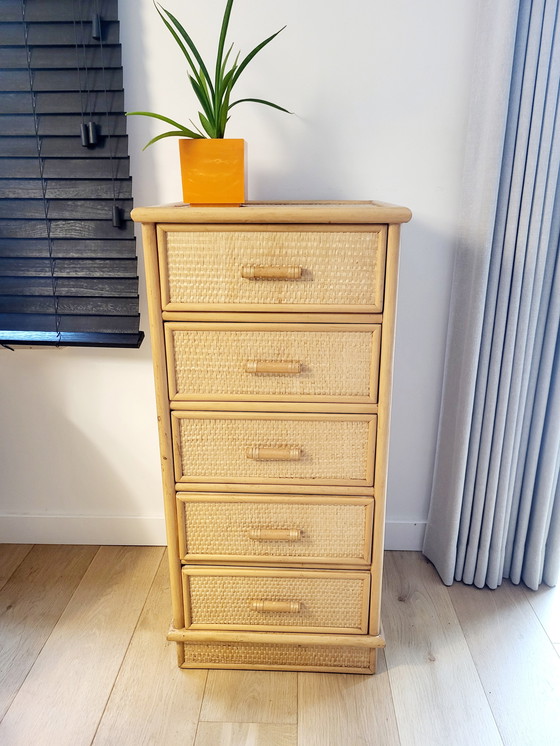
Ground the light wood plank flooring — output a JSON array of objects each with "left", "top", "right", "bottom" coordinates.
[{"left": 0, "top": 547, "right": 558, "bottom": 746}]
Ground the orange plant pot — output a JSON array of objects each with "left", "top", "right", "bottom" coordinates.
[{"left": 178, "top": 138, "right": 246, "bottom": 206}]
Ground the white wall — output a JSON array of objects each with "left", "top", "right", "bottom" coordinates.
[{"left": 0, "top": 0, "right": 479, "bottom": 548}]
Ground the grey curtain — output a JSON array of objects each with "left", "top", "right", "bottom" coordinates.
[{"left": 423, "top": 0, "right": 560, "bottom": 591}]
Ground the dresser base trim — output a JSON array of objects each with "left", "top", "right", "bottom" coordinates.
[{"left": 167, "top": 626, "right": 385, "bottom": 649}]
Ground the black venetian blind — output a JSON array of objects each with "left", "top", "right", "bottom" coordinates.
[{"left": 0, "top": 0, "right": 143, "bottom": 348}]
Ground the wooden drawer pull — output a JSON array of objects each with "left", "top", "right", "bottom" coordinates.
[
  {"left": 245, "top": 360, "right": 302, "bottom": 374},
  {"left": 248, "top": 528, "right": 302, "bottom": 541},
  {"left": 251, "top": 600, "right": 301, "bottom": 613},
  {"left": 246, "top": 446, "right": 301, "bottom": 461},
  {"left": 241, "top": 265, "right": 302, "bottom": 280}
]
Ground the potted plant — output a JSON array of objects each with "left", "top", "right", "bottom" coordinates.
[{"left": 128, "top": 0, "right": 290, "bottom": 205}]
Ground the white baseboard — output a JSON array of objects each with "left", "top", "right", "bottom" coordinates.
[
  {"left": 384, "top": 521, "right": 426, "bottom": 551},
  {"left": 0, "top": 515, "right": 166, "bottom": 546},
  {"left": 0, "top": 515, "right": 425, "bottom": 551}
]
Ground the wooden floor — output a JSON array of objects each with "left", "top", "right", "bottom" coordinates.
[{"left": 0, "top": 547, "right": 558, "bottom": 746}]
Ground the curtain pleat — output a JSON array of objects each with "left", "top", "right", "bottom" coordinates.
[{"left": 423, "top": 0, "right": 560, "bottom": 590}]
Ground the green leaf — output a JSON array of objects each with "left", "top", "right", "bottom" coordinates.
[
  {"left": 198, "top": 111, "right": 216, "bottom": 138},
  {"left": 189, "top": 119, "right": 207, "bottom": 138},
  {"left": 189, "top": 74, "right": 215, "bottom": 126},
  {"left": 198, "top": 66, "right": 211, "bottom": 100},
  {"left": 216, "top": 60, "right": 239, "bottom": 137},
  {"left": 142, "top": 129, "right": 202, "bottom": 150},
  {"left": 157, "top": 3, "right": 214, "bottom": 96},
  {"left": 126, "top": 111, "right": 192, "bottom": 131},
  {"left": 229, "top": 97, "right": 292, "bottom": 114},
  {"left": 153, "top": 4, "right": 201, "bottom": 83},
  {"left": 220, "top": 43, "right": 235, "bottom": 81},
  {"left": 231, "top": 26, "right": 286, "bottom": 88},
  {"left": 215, "top": 0, "right": 235, "bottom": 88}
]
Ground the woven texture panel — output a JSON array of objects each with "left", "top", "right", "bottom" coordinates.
[
  {"left": 182, "top": 641, "right": 372, "bottom": 671},
  {"left": 169, "top": 328, "right": 376, "bottom": 399},
  {"left": 185, "top": 572, "right": 368, "bottom": 630},
  {"left": 182, "top": 500, "right": 370, "bottom": 560},
  {"left": 176, "top": 416, "right": 372, "bottom": 482},
  {"left": 163, "top": 230, "right": 381, "bottom": 307}
]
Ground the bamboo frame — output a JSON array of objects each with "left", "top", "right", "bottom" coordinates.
[
  {"left": 175, "top": 482, "right": 375, "bottom": 496},
  {"left": 170, "top": 401, "right": 378, "bottom": 414},
  {"left": 162, "top": 312, "right": 382, "bottom": 323},
  {"left": 139, "top": 223, "right": 185, "bottom": 665},
  {"left": 167, "top": 627, "right": 385, "bottom": 649},
  {"left": 369, "top": 223, "right": 401, "bottom": 636},
  {"left": 130, "top": 200, "right": 412, "bottom": 225}
]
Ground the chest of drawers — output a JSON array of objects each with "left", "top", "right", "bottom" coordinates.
[{"left": 132, "top": 201, "right": 411, "bottom": 673}]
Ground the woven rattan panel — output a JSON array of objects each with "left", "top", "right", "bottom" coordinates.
[
  {"left": 181, "top": 641, "right": 372, "bottom": 671},
  {"left": 163, "top": 230, "right": 381, "bottom": 307},
  {"left": 182, "top": 499, "right": 370, "bottom": 560},
  {"left": 168, "top": 328, "right": 376, "bottom": 399},
  {"left": 175, "top": 416, "right": 373, "bottom": 482},
  {"left": 185, "top": 572, "right": 368, "bottom": 630}
]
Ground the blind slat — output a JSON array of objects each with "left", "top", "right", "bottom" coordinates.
[
  {"left": 0, "top": 0, "right": 118, "bottom": 23},
  {"left": 0, "top": 296, "right": 139, "bottom": 315},
  {"left": 0, "top": 238, "right": 137, "bottom": 258},
  {"left": 0, "top": 220, "right": 134, "bottom": 240},
  {"left": 0, "top": 277, "right": 139, "bottom": 296},
  {"left": 0, "top": 69, "right": 123, "bottom": 93},
  {"left": 0, "top": 199, "right": 132, "bottom": 220},
  {"left": 0, "top": 115, "right": 126, "bottom": 137},
  {"left": 0, "top": 137, "right": 129, "bottom": 159},
  {"left": 0, "top": 179, "right": 132, "bottom": 199},
  {"left": 0, "top": 159, "right": 130, "bottom": 179},
  {"left": 0, "top": 46, "right": 121, "bottom": 70},
  {"left": 0, "top": 259, "right": 138, "bottom": 278},
  {"left": 0, "top": 313, "right": 140, "bottom": 334},
  {"left": 0, "top": 22, "right": 120, "bottom": 46},
  {"left": 2, "top": 91, "right": 124, "bottom": 114}
]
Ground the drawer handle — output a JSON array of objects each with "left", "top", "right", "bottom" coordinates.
[
  {"left": 245, "top": 360, "right": 302, "bottom": 375},
  {"left": 248, "top": 528, "right": 302, "bottom": 541},
  {"left": 246, "top": 446, "right": 301, "bottom": 461},
  {"left": 250, "top": 600, "right": 301, "bottom": 613},
  {"left": 241, "top": 265, "right": 302, "bottom": 280}
]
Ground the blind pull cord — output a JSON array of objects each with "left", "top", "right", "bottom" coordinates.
[
  {"left": 21, "top": 0, "right": 62, "bottom": 345},
  {"left": 94, "top": 0, "right": 124, "bottom": 229},
  {"left": 74, "top": 0, "right": 98, "bottom": 147}
]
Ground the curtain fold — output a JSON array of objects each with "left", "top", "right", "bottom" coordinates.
[{"left": 423, "top": 0, "right": 560, "bottom": 590}]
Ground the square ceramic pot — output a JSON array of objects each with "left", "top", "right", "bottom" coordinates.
[{"left": 178, "top": 138, "right": 246, "bottom": 206}]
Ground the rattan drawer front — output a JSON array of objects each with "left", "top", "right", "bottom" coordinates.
[
  {"left": 181, "top": 641, "right": 373, "bottom": 673},
  {"left": 171, "top": 412, "right": 376, "bottom": 486},
  {"left": 158, "top": 225, "right": 386, "bottom": 312},
  {"left": 177, "top": 494, "right": 373, "bottom": 565},
  {"left": 182, "top": 568, "right": 370, "bottom": 633},
  {"left": 165, "top": 322, "right": 381, "bottom": 403}
]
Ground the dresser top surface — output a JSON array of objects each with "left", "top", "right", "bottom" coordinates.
[{"left": 131, "top": 200, "right": 412, "bottom": 226}]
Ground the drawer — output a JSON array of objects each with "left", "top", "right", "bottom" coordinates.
[
  {"left": 181, "top": 641, "right": 374, "bottom": 673},
  {"left": 165, "top": 322, "right": 381, "bottom": 403},
  {"left": 182, "top": 567, "right": 370, "bottom": 633},
  {"left": 177, "top": 494, "right": 374, "bottom": 565},
  {"left": 157, "top": 224, "right": 386, "bottom": 312},
  {"left": 171, "top": 412, "right": 376, "bottom": 486}
]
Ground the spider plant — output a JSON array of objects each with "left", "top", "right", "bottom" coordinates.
[{"left": 128, "top": 0, "right": 290, "bottom": 147}]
